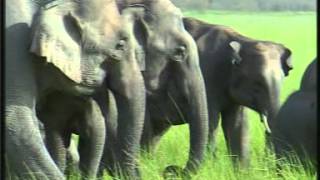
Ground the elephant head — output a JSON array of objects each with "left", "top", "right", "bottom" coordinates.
[
  {"left": 30, "top": 0, "right": 129, "bottom": 93},
  {"left": 119, "top": 0, "right": 209, "bottom": 175},
  {"left": 30, "top": 0, "right": 147, "bottom": 178},
  {"left": 228, "top": 40, "right": 292, "bottom": 132}
]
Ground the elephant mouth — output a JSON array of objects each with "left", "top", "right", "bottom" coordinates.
[
  {"left": 259, "top": 113, "right": 272, "bottom": 134},
  {"left": 81, "top": 81, "right": 101, "bottom": 88},
  {"left": 73, "top": 83, "right": 99, "bottom": 95}
]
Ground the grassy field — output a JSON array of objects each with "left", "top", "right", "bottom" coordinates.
[
  {"left": 96, "top": 11, "right": 317, "bottom": 180},
  {"left": 136, "top": 11, "right": 317, "bottom": 180}
]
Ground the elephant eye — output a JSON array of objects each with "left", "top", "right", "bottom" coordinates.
[
  {"left": 175, "top": 45, "right": 186, "bottom": 56},
  {"left": 116, "top": 39, "right": 127, "bottom": 51},
  {"left": 171, "top": 45, "right": 187, "bottom": 62}
]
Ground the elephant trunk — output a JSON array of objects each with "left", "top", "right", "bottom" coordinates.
[
  {"left": 263, "top": 82, "right": 282, "bottom": 147},
  {"left": 184, "top": 69, "right": 209, "bottom": 172},
  {"left": 266, "top": 99, "right": 281, "bottom": 133},
  {"left": 108, "top": 60, "right": 146, "bottom": 179},
  {"left": 266, "top": 80, "right": 282, "bottom": 132},
  {"left": 171, "top": 37, "right": 209, "bottom": 173}
]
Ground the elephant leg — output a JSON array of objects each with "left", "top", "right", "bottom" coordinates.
[
  {"left": 273, "top": 138, "right": 288, "bottom": 173},
  {"left": 99, "top": 123, "right": 117, "bottom": 177},
  {"left": 78, "top": 98, "right": 105, "bottom": 178},
  {"left": 5, "top": 106, "right": 64, "bottom": 179},
  {"left": 65, "top": 135, "right": 80, "bottom": 177},
  {"left": 221, "top": 105, "right": 249, "bottom": 167},
  {"left": 207, "top": 107, "right": 220, "bottom": 156},
  {"left": 146, "top": 125, "right": 170, "bottom": 153},
  {"left": 44, "top": 126, "right": 69, "bottom": 174},
  {"left": 96, "top": 90, "right": 118, "bottom": 177},
  {"left": 141, "top": 114, "right": 171, "bottom": 153}
]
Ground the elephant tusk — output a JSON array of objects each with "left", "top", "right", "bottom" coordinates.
[{"left": 260, "top": 114, "right": 272, "bottom": 134}]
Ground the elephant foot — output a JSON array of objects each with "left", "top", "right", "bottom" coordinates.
[{"left": 163, "top": 165, "right": 191, "bottom": 180}]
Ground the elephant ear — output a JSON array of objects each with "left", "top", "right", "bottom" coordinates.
[
  {"left": 134, "top": 18, "right": 149, "bottom": 71},
  {"left": 30, "top": 9, "right": 83, "bottom": 83},
  {"left": 229, "top": 41, "right": 242, "bottom": 65},
  {"left": 280, "top": 47, "right": 293, "bottom": 76}
]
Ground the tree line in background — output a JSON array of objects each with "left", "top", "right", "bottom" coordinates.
[{"left": 171, "top": 0, "right": 316, "bottom": 11}]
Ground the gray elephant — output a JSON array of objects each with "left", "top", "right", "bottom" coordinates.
[
  {"left": 272, "top": 59, "right": 317, "bottom": 170},
  {"left": 38, "top": 120, "right": 80, "bottom": 177},
  {"left": 144, "top": 17, "right": 291, "bottom": 167},
  {"left": 5, "top": 0, "right": 145, "bottom": 179},
  {"left": 36, "top": 7, "right": 147, "bottom": 179},
  {"left": 36, "top": 92, "right": 106, "bottom": 178},
  {"left": 99, "top": 0, "right": 209, "bottom": 177}
]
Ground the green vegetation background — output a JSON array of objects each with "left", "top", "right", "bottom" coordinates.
[{"left": 97, "top": 11, "right": 316, "bottom": 180}]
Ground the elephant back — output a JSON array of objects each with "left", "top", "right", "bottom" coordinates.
[{"left": 300, "top": 59, "right": 317, "bottom": 91}]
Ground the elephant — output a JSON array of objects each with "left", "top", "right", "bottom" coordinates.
[
  {"left": 272, "top": 59, "right": 317, "bottom": 170},
  {"left": 35, "top": 6, "right": 147, "bottom": 179},
  {"left": 5, "top": 0, "right": 145, "bottom": 179},
  {"left": 38, "top": 121, "right": 81, "bottom": 177},
  {"left": 149, "top": 17, "right": 291, "bottom": 167},
  {"left": 300, "top": 60, "right": 316, "bottom": 91},
  {"left": 98, "top": 0, "right": 210, "bottom": 177},
  {"left": 36, "top": 92, "right": 106, "bottom": 178}
]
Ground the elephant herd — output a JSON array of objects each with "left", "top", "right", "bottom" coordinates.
[{"left": 4, "top": 0, "right": 317, "bottom": 179}]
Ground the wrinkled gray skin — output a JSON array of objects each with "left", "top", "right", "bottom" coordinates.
[
  {"left": 100, "top": 0, "right": 209, "bottom": 177},
  {"left": 36, "top": 92, "right": 106, "bottom": 178},
  {"left": 272, "top": 59, "right": 317, "bottom": 170},
  {"left": 38, "top": 123, "right": 80, "bottom": 176},
  {"left": 179, "top": 17, "right": 293, "bottom": 166},
  {"left": 5, "top": 0, "right": 145, "bottom": 179}
]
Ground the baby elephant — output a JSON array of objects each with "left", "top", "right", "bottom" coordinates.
[
  {"left": 181, "top": 17, "right": 292, "bottom": 166},
  {"left": 36, "top": 92, "right": 105, "bottom": 178},
  {"left": 141, "top": 17, "right": 292, "bottom": 167},
  {"left": 272, "top": 59, "right": 317, "bottom": 169}
]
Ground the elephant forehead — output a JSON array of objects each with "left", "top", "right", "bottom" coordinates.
[
  {"left": 259, "top": 48, "right": 284, "bottom": 80},
  {"left": 161, "top": 0, "right": 179, "bottom": 10},
  {"left": 254, "top": 43, "right": 281, "bottom": 61},
  {"left": 83, "top": 17, "right": 121, "bottom": 42},
  {"left": 75, "top": 0, "right": 121, "bottom": 35},
  {"left": 153, "top": 0, "right": 181, "bottom": 16},
  {"left": 77, "top": 0, "right": 119, "bottom": 18},
  {"left": 102, "top": 3, "right": 121, "bottom": 23},
  {"left": 101, "top": 18, "right": 121, "bottom": 36}
]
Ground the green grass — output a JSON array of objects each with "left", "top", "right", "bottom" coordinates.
[{"left": 136, "top": 11, "right": 316, "bottom": 180}]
